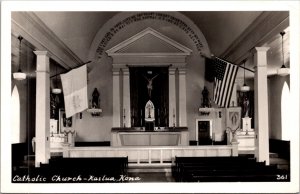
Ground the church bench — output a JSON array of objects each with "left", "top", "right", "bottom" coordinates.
[
  {"left": 38, "top": 157, "right": 128, "bottom": 182},
  {"left": 172, "top": 156, "right": 289, "bottom": 182},
  {"left": 188, "top": 167, "right": 289, "bottom": 182},
  {"left": 173, "top": 156, "right": 258, "bottom": 180},
  {"left": 188, "top": 172, "right": 290, "bottom": 182},
  {"left": 176, "top": 166, "right": 288, "bottom": 182},
  {"left": 177, "top": 166, "right": 278, "bottom": 182}
]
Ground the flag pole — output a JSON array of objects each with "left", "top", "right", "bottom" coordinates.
[
  {"left": 201, "top": 53, "right": 255, "bottom": 73},
  {"left": 50, "top": 61, "right": 92, "bottom": 78}
]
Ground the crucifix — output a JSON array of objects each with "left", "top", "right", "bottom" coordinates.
[{"left": 143, "top": 74, "right": 159, "bottom": 98}]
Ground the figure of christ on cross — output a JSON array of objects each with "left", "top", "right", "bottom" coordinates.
[{"left": 143, "top": 74, "right": 159, "bottom": 98}]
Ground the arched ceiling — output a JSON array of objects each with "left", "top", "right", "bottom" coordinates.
[{"left": 32, "top": 11, "right": 289, "bottom": 78}]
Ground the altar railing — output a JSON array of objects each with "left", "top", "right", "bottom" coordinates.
[{"left": 62, "top": 145, "right": 238, "bottom": 167}]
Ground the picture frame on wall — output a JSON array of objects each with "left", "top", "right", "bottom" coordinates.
[
  {"left": 59, "top": 109, "right": 73, "bottom": 133},
  {"left": 226, "top": 107, "right": 241, "bottom": 131}
]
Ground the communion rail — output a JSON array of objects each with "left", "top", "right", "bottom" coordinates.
[{"left": 62, "top": 145, "right": 238, "bottom": 167}]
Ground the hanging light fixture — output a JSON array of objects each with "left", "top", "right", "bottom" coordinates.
[
  {"left": 13, "top": 36, "right": 26, "bottom": 80},
  {"left": 277, "top": 31, "right": 290, "bottom": 76},
  {"left": 240, "top": 60, "right": 250, "bottom": 92},
  {"left": 52, "top": 64, "right": 61, "bottom": 94}
]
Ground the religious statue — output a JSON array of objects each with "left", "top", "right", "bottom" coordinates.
[
  {"left": 50, "top": 93, "right": 60, "bottom": 119},
  {"left": 201, "top": 86, "right": 210, "bottom": 107},
  {"left": 92, "top": 88, "right": 100, "bottom": 108},
  {"left": 143, "top": 74, "right": 159, "bottom": 98},
  {"left": 50, "top": 93, "right": 56, "bottom": 118},
  {"left": 243, "top": 96, "right": 250, "bottom": 117},
  {"left": 63, "top": 112, "right": 72, "bottom": 127}
]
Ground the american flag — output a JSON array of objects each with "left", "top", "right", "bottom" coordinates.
[{"left": 213, "top": 57, "right": 239, "bottom": 108}]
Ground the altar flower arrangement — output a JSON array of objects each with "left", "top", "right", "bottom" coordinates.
[{"left": 226, "top": 126, "right": 240, "bottom": 143}]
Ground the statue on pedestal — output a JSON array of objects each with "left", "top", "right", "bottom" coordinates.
[
  {"left": 92, "top": 88, "right": 100, "bottom": 108},
  {"left": 243, "top": 96, "right": 250, "bottom": 117},
  {"left": 201, "top": 86, "right": 210, "bottom": 107}
]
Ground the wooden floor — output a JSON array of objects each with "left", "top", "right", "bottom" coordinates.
[{"left": 128, "top": 172, "right": 175, "bottom": 182}]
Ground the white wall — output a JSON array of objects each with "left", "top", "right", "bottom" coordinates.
[
  {"left": 268, "top": 75, "right": 290, "bottom": 139},
  {"left": 73, "top": 12, "right": 211, "bottom": 142}
]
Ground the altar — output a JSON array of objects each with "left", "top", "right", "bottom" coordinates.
[{"left": 111, "top": 128, "right": 189, "bottom": 147}]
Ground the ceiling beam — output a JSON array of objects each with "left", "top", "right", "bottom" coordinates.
[
  {"left": 220, "top": 11, "right": 289, "bottom": 65},
  {"left": 11, "top": 12, "right": 84, "bottom": 70}
]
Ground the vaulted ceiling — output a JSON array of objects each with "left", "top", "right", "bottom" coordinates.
[{"left": 27, "top": 11, "right": 290, "bottom": 78}]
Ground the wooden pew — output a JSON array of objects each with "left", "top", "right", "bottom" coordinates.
[
  {"left": 173, "top": 156, "right": 289, "bottom": 182},
  {"left": 38, "top": 157, "right": 128, "bottom": 183}
]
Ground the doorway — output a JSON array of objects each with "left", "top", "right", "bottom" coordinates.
[{"left": 196, "top": 119, "right": 213, "bottom": 145}]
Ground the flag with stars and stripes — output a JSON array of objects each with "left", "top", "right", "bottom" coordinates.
[
  {"left": 61, "top": 65, "right": 88, "bottom": 118},
  {"left": 213, "top": 57, "right": 239, "bottom": 108}
]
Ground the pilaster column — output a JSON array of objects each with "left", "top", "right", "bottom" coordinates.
[
  {"left": 254, "top": 47, "right": 270, "bottom": 165},
  {"left": 178, "top": 68, "right": 187, "bottom": 126},
  {"left": 112, "top": 68, "right": 121, "bottom": 127},
  {"left": 33, "top": 51, "right": 50, "bottom": 167},
  {"left": 122, "top": 67, "right": 131, "bottom": 128},
  {"left": 169, "top": 67, "right": 177, "bottom": 127}
]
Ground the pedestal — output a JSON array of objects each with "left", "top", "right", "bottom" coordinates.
[
  {"left": 231, "top": 141, "right": 239, "bottom": 156},
  {"left": 242, "top": 117, "right": 253, "bottom": 134}
]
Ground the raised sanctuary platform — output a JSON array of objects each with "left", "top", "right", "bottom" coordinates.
[{"left": 111, "top": 127, "right": 189, "bottom": 147}]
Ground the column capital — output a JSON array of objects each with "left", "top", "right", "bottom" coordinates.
[
  {"left": 178, "top": 68, "right": 187, "bottom": 75},
  {"left": 112, "top": 63, "right": 127, "bottom": 69},
  {"left": 173, "top": 63, "right": 187, "bottom": 69},
  {"left": 122, "top": 67, "right": 130, "bottom": 75},
  {"left": 34, "top": 51, "right": 50, "bottom": 57},
  {"left": 253, "top": 47, "right": 269, "bottom": 67},
  {"left": 254, "top": 47, "right": 270, "bottom": 52},
  {"left": 35, "top": 51, "right": 50, "bottom": 72},
  {"left": 169, "top": 67, "right": 177, "bottom": 75},
  {"left": 112, "top": 68, "right": 121, "bottom": 75}
]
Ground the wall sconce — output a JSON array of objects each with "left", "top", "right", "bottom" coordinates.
[
  {"left": 277, "top": 31, "right": 290, "bottom": 76},
  {"left": 13, "top": 36, "right": 26, "bottom": 80}
]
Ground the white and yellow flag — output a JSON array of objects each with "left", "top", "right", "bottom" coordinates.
[{"left": 60, "top": 65, "right": 88, "bottom": 118}]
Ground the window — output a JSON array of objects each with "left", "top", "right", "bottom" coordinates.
[
  {"left": 11, "top": 85, "right": 20, "bottom": 143},
  {"left": 281, "top": 81, "right": 290, "bottom": 141}
]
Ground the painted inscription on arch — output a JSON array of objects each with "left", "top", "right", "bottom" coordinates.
[{"left": 97, "top": 12, "right": 204, "bottom": 58}]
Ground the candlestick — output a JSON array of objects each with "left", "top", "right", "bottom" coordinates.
[
  {"left": 173, "top": 108, "right": 175, "bottom": 128},
  {"left": 123, "top": 108, "right": 126, "bottom": 128},
  {"left": 158, "top": 108, "right": 160, "bottom": 129},
  {"left": 140, "top": 109, "right": 143, "bottom": 129}
]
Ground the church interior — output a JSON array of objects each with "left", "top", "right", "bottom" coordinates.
[{"left": 7, "top": 9, "right": 297, "bottom": 186}]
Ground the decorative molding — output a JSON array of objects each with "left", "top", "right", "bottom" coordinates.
[
  {"left": 107, "top": 27, "right": 192, "bottom": 55},
  {"left": 12, "top": 12, "right": 84, "bottom": 69},
  {"left": 97, "top": 12, "right": 203, "bottom": 58},
  {"left": 220, "top": 11, "right": 289, "bottom": 64},
  {"left": 107, "top": 27, "right": 192, "bottom": 66}
]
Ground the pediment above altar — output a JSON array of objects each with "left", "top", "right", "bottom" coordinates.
[{"left": 106, "top": 27, "right": 192, "bottom": 56}]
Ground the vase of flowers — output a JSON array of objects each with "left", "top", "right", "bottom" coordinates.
[{"left": 227, "top": 126, "right": 240, "bottom": 144}]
